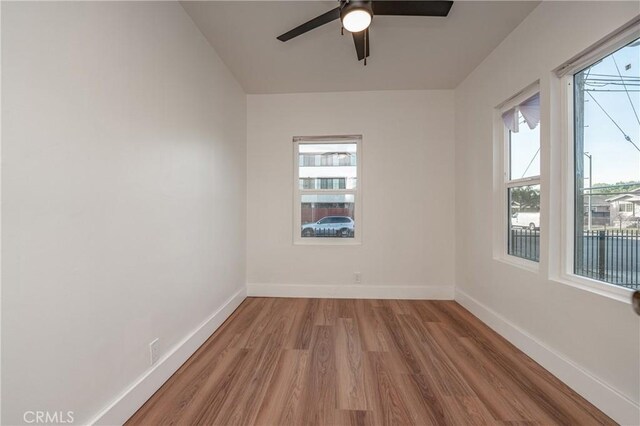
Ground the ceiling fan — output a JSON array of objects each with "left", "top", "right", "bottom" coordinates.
[{"left": 277, "top": 1, "right": 454, "bottom": 65}]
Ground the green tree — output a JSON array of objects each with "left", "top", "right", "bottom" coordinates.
[
  {"left": 591, "top": 181, "right": 640, "bottom": 194},
  {"left": 510, "top": 186, "right": 540, "bottom": 212}
]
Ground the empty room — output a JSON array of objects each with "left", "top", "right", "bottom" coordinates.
[{"left": 2, "top": 1, "right": 640, "bottom": 425}]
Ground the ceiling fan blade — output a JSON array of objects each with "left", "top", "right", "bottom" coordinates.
[
  {"left": 371, "top": 1, "right": 453, "bottom": 16},
  {"left": 352, "top": 29, "right": 370, "bottom": 61},
  {"left": 277, "top": 7, "right": 341, "bottom": 42}
]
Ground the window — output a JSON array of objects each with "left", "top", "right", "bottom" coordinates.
[
  {"left": 572, "top": 36, "right": 640, "bottom": 290},
  {"left": 502, "top": 90, "right": 541, "bottom": 262},
  {"left": 294, "top": 136, "right": 361, "bottom": 244},
  {"left": 300, "top": 177, "right": 346, "bottom": 190},
  {"left": 619, "top": 202, "right": 634, "bottom": 213}
]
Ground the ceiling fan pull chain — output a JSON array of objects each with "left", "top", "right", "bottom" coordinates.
[
  {"left": 341, "top": 26, "right": 344, "bottom": 36},
  {"left": 364, "top": 30, "right": 367, "bottom": 66}
]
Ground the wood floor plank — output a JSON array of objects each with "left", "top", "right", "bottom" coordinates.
[
  {"left": 337, "top": 298, "right": 357, "bottom": 319},
  {"left": 286, "top": 298, "right": 318, "bottom": 350},
  {"left": 424, "top": 322, "right": 545, "bottom": 423},
  {"left": 354, "top": 299, "right": 391, "bottom": 352},
  {"left": 126, "top": 298, "right": 616, "bottom": 426},
  {"left": 364, "top": 351, "right": 416, "bottom": 425},
  {"left": 253, "top": 349, "right": 310, "bottom": 426},
  {"left": 298, "top": 325, "right": 337, "bottom": 426},
  {"left": 210, "top": 298, "right": 296, "bottom": 425},
  {"left": 444, "top": 395, "right": 497, "bottom": 426},
  {"left": 373, "top": 306, "right": 424, "bottom": 375},
  {"left": 177, "top": 348, "right": 250, "bottom": 425},
  {"left": 233, "top": 297, "right": 276, "bottom": 349},
  {"left": 397, "top": 313, "right": 475, "bottom": 397},
  {"left": 406, "top": 298, "right": 442, "bottom": 323},
  {"left": 126, "top": 298, "right": 266, "bottom": 425},
  {"left": 442, "top": 303, "right": 614, "bottom": 425},
  {"left": 398, "top": 372, "right": 449, "bottom": 425},
  {"left": 336, "top": 318, "right": 367, "bottom": 410},
  {"left": 335, "top": 409, "right": 369, "bottom": 426},
  {"left": 316, "top": 298, "right": 338, "bottom": 325}
]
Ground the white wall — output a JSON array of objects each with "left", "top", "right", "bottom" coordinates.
[
  {"left": 1, "top": 2, "right": 246, "bottom": 424},
  {"left": 454, "top": 2, "right": 640, "bottom": 424},
  {"left": 4, "top": 1, "right": 638, "bottom": 424},
  {"left": 247, "top": 90, "right": 455, "bottom": 298}
]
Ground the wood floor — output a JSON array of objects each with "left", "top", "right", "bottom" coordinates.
[{"left": 126, "top": 298, "right": 615, "bottom": 426}]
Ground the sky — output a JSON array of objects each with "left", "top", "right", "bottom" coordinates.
[
  {"left": 578, "top": 37, "right": 639, "bottom": 186},
  {"left": 510, "top": 114, "right": 540, "bottom": 179},
  {"left": 510, "top": 37, "right": 639, "bottom": 187}
]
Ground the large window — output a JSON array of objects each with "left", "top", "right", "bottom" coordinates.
[
  {"left": 293, "top": 137, "right": 361, "bottom": 244},
  {"left": 502, "top": 91, "right": 541, "bottom": 262},
  {"left": 573, "top": 36, "right": 640, "bottom": 290}
]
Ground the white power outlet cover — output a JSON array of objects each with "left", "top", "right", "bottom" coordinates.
[
  {"left": 354, "top": 272, "right": 361, "bottom": 283},
  {"left": 149, "top": 338, "right": 159, "bottom": 365}
]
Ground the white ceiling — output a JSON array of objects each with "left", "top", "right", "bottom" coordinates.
[{"left": 181, "top": 1, "right": 539, "bottom": 94}]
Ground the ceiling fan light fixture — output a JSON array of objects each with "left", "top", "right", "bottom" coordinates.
[{"left": 342, "top": 9, "right": 372, "bottom": 32}]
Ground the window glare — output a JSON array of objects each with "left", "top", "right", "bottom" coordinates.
[{"left": 510, "top": 112, "right": 540, "bottom": 180}]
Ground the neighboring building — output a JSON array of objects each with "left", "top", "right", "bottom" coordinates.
[
  {"left": 605, "top": 188, "right": 640, "bottom": 227},
  {"left": 300, "top": 193, "right": 354, "bottom": 224},
  {"left": 299, "top": 147, "right": 356, "bottom": 224},
  {"left": 582, "top": 194, "right": 611, "bottom": 227}
]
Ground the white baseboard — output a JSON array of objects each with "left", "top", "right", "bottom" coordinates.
[
  {"left": 89, "top": 287, "right": 247, "bottom": 426},
  {"left": 247, "top": 283, "right": 454, "bottom": 300},
  {"left": 455, "top": 289, "right": 640, "bottom": 426}
]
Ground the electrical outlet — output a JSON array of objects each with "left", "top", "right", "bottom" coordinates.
[
  {"left": 149, "top": 339, "right": 159, "bottom": 366},
  {"left": 354, "top": 272, "right": 361, "bottom": 283}
]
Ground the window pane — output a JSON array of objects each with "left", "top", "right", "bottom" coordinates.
[
  {"left": 299, "top": 143, "right": 357, "bottom": 189},
  {"left": 574, "top": 37, "right": 640, "bottom": 289},
  {"left": 301, "top": 194, "right": 355, "bottom": 238},
  {"left": 300, "top": 177, "right": 346, "bottom": 190},
  {"left": 509, "top": 111, "right": 540, "bottom": 179},
  {"left": 508, "top": 184, "right": 540, "bottom": 262}
]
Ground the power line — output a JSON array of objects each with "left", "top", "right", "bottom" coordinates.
[
  {"left": 585, "top": 91, "right": 640, "bottom": 153},
  {"left": 612, "top": 54, "right": 640, "bottom": 125},
  {"left": 586, "top": 78, "right": 640, "bottom": 82},
  {"left": 588, "top": 73, "right": 640, "bottom": 79},
  {"left": 585, "top": 81, "right": 640, "bottom": 86},
  {"left": 521, "top": 147, "right": 540, "bottom": 179},
  {"left": 586, "top": 89, "right": 640, "bottom": 93},
  {"left": 586, "top": 76, "right": 640, "bottom": 81},
  {"left": 584, "top": 81, "right": 640, "bottom": 87}
]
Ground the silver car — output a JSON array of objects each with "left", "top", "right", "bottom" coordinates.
[{"left": 301, "top": 216, "right": 354, "bottom": 237}]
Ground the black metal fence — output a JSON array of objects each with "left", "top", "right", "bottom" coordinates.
[
  {"left": 576, "top": 230, "right": 640, "bottom": 289},
  {"left": 510, "top": 228, "right": 640, "bottom": 289},
  {"left": 301, "top": 228, "right": 354, "bottom": 238},
  {"left": 509, "top": 228, "right": 540, "bottom": 262}
]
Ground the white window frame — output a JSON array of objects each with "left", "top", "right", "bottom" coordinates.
[
  {"left": 555, "top": 22, "right": 639, "bottom": 303},
  {"left": 619, "top": 202, "right": 633, "bottom": 213},
  {"left": 494, "top": 83, "right": 541, "bottom": 271},
  {"left": 293, "top": 135, "right": 362, "bottom": 245}
]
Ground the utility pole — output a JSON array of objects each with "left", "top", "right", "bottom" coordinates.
[
  {"left": 575, "top": 73, "right": 585, "bottom": 270},
  {"left": 585, "top": 152, "right": 592, "bottom": 231}
]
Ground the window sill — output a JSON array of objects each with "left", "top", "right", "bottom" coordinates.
[
  {"left": 294, "top": 239, "right": 362, "bottom": 246},
  {"left": 550, "top": 273, "right": 633, "bottom": 304},
  {"left": 494, "top": 254, "right": 540, "bottom": 273}
]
